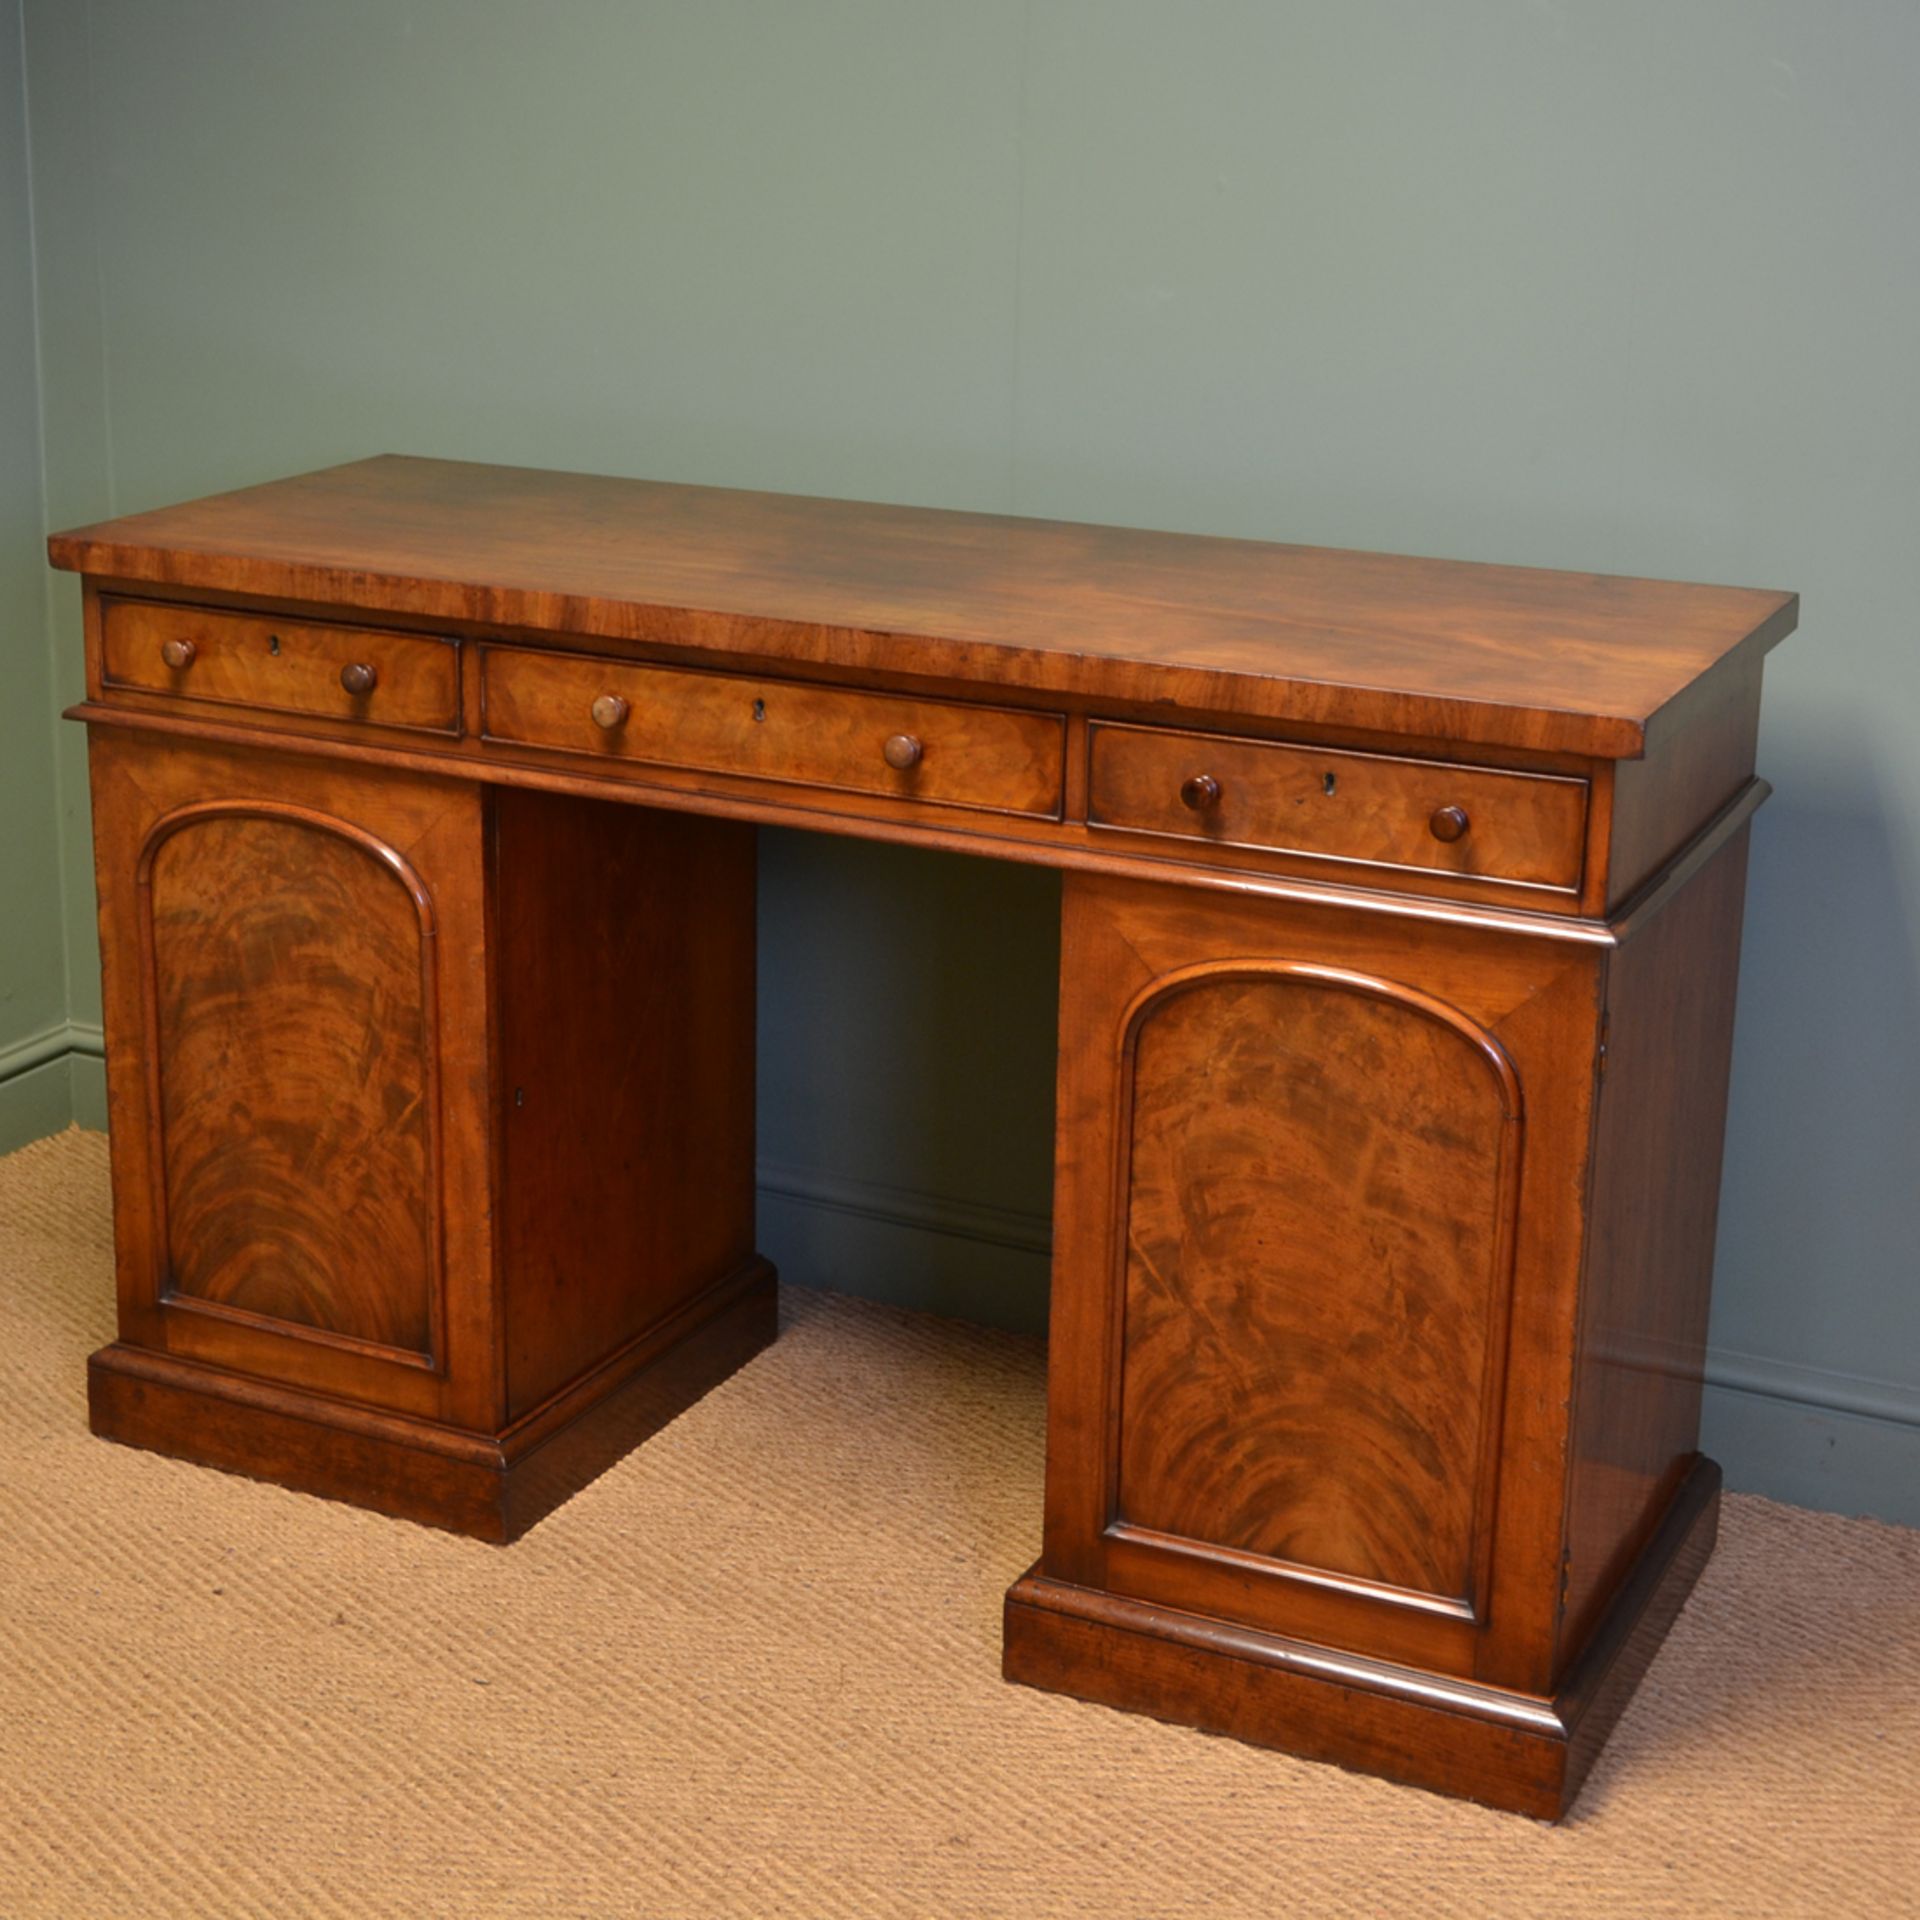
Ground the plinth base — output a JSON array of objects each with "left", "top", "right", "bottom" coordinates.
[
  {"left": 1004, "top": 1458, "right": 1721, "bottom": 1819},
  {"left": 88, "top": 1261, "right": 778, "bottom": 1543}
]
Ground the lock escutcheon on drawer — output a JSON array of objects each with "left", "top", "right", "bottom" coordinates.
[
  {"left": 100, "top": 599, "right": 459, "bottom": 734},
  {"left": 479, "top": 645, "right": 1066, "bottom": 820},
  {"left": 1087, "top": 721, "right": 1588, "bottom": 891}
]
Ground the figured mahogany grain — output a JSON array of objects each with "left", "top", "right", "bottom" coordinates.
[
  {"left": 480, "top": 644, "right": 1064, "bottom": 820},
  {"left": 1087, "top": 722, "right": 1588, "bottom": 891},
  {"left": 49, "top": 454, "right": 1797, "bottom": 757},
  {"left": 1117, "top": 970, "right": 1520, "bottom": 1608},
  {"left": 102, "top": 596, "right": 459, "bottom": 734},
  {"left": 144, "top": 810, "right": 438, "bottom": 1356},
  {"left": 85, "top": 730, "right": 502, "bottom": 1425},
  {"left": 1044, "top": 870, "right": 1603, "bottom": 1685}
]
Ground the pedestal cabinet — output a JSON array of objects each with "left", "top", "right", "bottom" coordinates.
[
  {"left": 1007, "top": 841, "right": 1751, "bottom": 1812},
  {"left": 50, "top": 455, "right": 1794, "bottom": 1814},
  {"left": 86, "top": 729, "right": 772, "bottom": 1539}
]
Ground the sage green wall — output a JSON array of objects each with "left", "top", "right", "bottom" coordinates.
[
  {"left": 0, "top": 0, "right": 82, "bottom": 1153},
  {"left": 10, "top": 2, "right": 1918, "bottom": 1519}
]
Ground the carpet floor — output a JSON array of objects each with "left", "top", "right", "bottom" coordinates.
[{"left": 1, "top": 1128, "right": 1915, "bottom": 1918}]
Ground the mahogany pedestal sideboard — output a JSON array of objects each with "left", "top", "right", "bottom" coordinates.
[{"left": 48, "top": 458, "right": 1797, "bottom": 1818}]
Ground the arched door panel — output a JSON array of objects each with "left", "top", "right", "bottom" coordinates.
[
  {"left": 138, "top": 804, "right": 442, "bottom": 1366},
  {"left": 1112, "top": 964, "right": 1522, "bottom": 1618}
]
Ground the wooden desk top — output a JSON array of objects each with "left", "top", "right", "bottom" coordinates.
[{"left": 49, "top": 454, "right": 1795, "bottom": 759}]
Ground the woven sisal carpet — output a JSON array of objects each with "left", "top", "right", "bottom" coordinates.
[{"left": 2, "top": 1129, "right": 1915, "bottom": 1918}]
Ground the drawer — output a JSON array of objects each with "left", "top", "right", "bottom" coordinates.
[
  {"left": 1087, "top": 723, "right": 1588, "bottom": 891},
  {"left": 480, "top": 646, "right": 1066, "bottom": 819},
  {"left": 101, "top": 600, "right": 460, "bottom": 734}
]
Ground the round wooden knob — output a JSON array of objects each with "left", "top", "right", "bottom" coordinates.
[
  {"left": 590, "top": 693, "right": 630, "bottom": 731},
  {"left": 339, "top": 661, "right": 378, "bottom": 696},
  {"left": 159, "top": 637, "right": 196, "bottom": 671},
  {"left": 1429, "top": 804, "right": 1470, "bottom": 843},
  {"left": 1180, "top": 773, "right": 1222, "bottom": 812},
  {"left": 883, "top": 733, "right": 923, "bottom": 771}
]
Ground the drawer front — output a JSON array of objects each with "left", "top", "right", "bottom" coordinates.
[
  {"left": 1088, "top": 723, "right": 1587, "bottom": 891},
  {"left": 102, "top": 600, "right": 460, "bottom": 734},
  {"left": 481, "top": 647, "right": 1066, "bottom": 819}
]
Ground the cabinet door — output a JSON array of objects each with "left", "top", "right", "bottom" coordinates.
[
  {"left": 88, "top": 730, "right": 497, "bottom": 1427},
  {"left": 1044, "top": 872, "right": 1602, "bottom": 1687}
]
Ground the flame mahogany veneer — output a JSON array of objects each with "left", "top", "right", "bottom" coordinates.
[{"left": 51, "top": 457, "right": 1796, "bottom": 1817}]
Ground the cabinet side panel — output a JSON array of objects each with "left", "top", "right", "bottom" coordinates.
[
  {"left": 1559, "top": 826, "right": 1752, "bottom": 1667},
  {"left": 496, "top": 788, "right": 759, "bottom": 1420}
]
